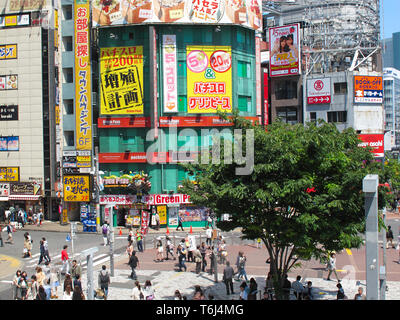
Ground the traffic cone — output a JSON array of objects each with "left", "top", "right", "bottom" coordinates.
[
  {"left": 166, "top": 227, "right": 170, "bottom": 235},
  {"left": 190, "top": 225, "right": 193, "bottom": 234},
  {"left": 119, "top": 227, "right": 122, "bottom": 236}
]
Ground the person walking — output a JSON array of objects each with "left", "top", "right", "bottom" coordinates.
[
  {"left": 102, "top": 221, "right": 109, "bottom": 246},
  {"left": 354, "top": 287, "right": 366, "bottom": 300},
  {"left": 42, "top": 237, "right": 51, "bottom": 263},
  {"left": 282, "top": 274, "right": 291, "bottom": 300},
  {"left": 98, "top": 265, "right": 111, "bottom": 298},
  {"left": 326, "top": 252, "right": 340, "bottom": 281},
  {"left": 223, "top": 261, "right": 235, "bottom": 295},
  {"left": 128, "top": 250, "right": 139, "bottom": 280},
  {"left": 60, "top": 245, "right": 70, "bottom": 275},
  {"left": 193, "top": 245, "right": 203, "bottom": 274},
  {"left": 23, "top": 232, "right": 32, "bottom": 258},
  {"left": 205, "top": 227, "right": 212, "bottom": 248},
  {"left": 16, "top": 271, "right": 28, "bottom": 300},
  {"left": 165, "top": 236, "right": 175, "bottom": 260},
  {"left": 386, "top": 225, "right": 395, "bottom": 249},
  {"left": 73, "top": 274, "right": 82, "bottom": 291},
  {"left": 63, "top": 274, "right": 73, "bottom": 292},
  {"left": 235, "top": 251, "right": 248, "bottom": 282},
  {"left": 12, "top": 270, "right": 21, "bottom": 300},
  {"left": 176, "top": 214, "right": 184, "bottom": 231},
  {"left": 6, "top": 222, "right": 14, "bottom": 244},
  {"left": 126, "top": 240, "right": 134, "bottom": 261},
  {"left": 156, "top": 238, "right": 164, "bottom": 262},
  {"left": 200, "top": 242, "right": 207, "bottom": 272},
  {"left": 38, "top": 239, "right": 46, "bottom": 265},
  {"left": 35, "top": 266, "right": 46, "bottom": 287},
  {"left": 62, "top": 284, "right": 73, "bottom": 300},
  {"left": 71, "top": 260, "right": 82, "bottom": 285},
  {"left": 177, "top": 244, "right": 187, "bottom": 272},
  {"left": 239, "top": 281, "right": 249, "bottom": 300},
  {"left": 209, "top": 247, "right": 216, "bottom": 275},
  {"left": 37, "top": 209, "right": 43, "bottom": 227},
  {"left": 49, "top": 262, "right": 60, "bottom": 299},
  {"left": 27, "top": 275, "right": 39, "bottom": 300},
  {"left": 142, "top": 280, "right": 156, "bottom": 300},
  {"left": 131, "top": 280, "right": 144, "bottom": 300},
  {"left": 135, "top": 229, "right": 144, "bottom": 252},
  {"left": 218, "top": 240, "right": 227, "bottom": 265},
  {"left": 72, "top": 285, "right": 85, "bottom": 300}
]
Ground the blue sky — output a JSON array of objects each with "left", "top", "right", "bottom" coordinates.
[{"left": 382, "top": 0, "right": 400, "bottom": 39}]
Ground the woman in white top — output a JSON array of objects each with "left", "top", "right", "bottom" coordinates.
[
  {"left": 142, "top": 280, "right": 156, "bottom": 300},
  {"left": 131, "top": 281, "right": 144, "bottom": 300},
  {"left": 62, "top": 284, "right": 73, "bottom": 300},
  {"left": 156, "top": 239, "right": 164, "bottom": 262},
  {"left": 27, "top": 275, "right": 39, "bottom": 300}
]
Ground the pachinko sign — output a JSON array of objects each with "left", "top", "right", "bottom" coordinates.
[
  {"left": 91, "top": 0, "right": 262, "bottom": 31},
  {"left": 358, "top": 134, "right": 384, "bottom": 158},
  {"left": 269, "top": 23, "right": 300, "bottom": 77},
  {"left": 74, "top": 0, "right": 92, "bottom": 151},
  {"left": 100, "top": 46, "right": 144, "bottom": 115},
  {"left": 186, "top": 46, "right": 232, "bottom": 114},
  {"left": 162, "top": 35, "right": 178, "bottom": 113}
]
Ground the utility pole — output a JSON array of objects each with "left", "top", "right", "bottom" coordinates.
[
  {"left": 81, "top": 247, "right": 98, "bottom": 300},
  {"left": 380, "top": 207, "right": 387, "bottom": 300},
  {"left": 212, "top": 215, "right": 218, "bottom": 283}
]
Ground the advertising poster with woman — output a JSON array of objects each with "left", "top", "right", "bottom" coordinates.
[{"left": 269, "top": 23, "right": 300, "bottom": 77}]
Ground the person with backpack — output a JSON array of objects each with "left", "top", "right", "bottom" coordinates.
[
  {"left": 128, "top": 250, "right": 139, "bottom": 280},
  {"left": 98, "top": 265, "right": 111, "bottom": 298},
  {"left": 102, "top": 222, "right": 109, "bottom": 247}
]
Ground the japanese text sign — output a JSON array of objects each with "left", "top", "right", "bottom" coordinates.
[
  {"left": 186, "top": 46, "right": 232, "bottom": 114},
  {"left": 63, "top": 175, "right": 90, "bottom": 202},
  {"left": 100, "top": 46, "right": 144, "bottom": 115},
  {"left": 354, "top": 76, "right": 383, "bottom": 104},
  {"left": 0, "top": 44, "right": 17, "bottom": 60},
  {"left": 0, "top": 167, "right": 19, "bottom": 182},
  {"left": 74, "top": 0, "right": 92, "bottom": 151},
  {"left": 163, "top": 35, "right": 178, "bottom": 113}
]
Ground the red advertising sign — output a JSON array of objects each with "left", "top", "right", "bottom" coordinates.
[
  {"left": 99, "top": 194, "right": 191, "bottom": 205},
  {"left": 307, "top": 78, "right": 331, "bottom": 105},
  {"left": 358, "top": 134, "right": 384, "bottom": 158},
  {"left": 158, "top": 116, "right": 260, "bottom": 127},
  {"left": 263, "top": 68, "right": 269, "bottom": 126},
  {"left": 98, "top": 117, "right": 151, "bottom": 128}
]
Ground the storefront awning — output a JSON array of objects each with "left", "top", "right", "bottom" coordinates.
[
  {"left": 0, "top": 197, "right": 8, "bottom": 201},
  {"left": 9, "top": 195, "right": 41, "bottom": 201}
]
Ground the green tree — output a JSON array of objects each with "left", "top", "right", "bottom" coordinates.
[{"left": 180, "top": 115, "right": 390, "bottom": 299}]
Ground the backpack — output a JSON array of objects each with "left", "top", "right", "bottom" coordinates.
[
  {"left": 99, "top": 271, "right": 109, "bottom": 284},
  {"left": 102, "top": 225, "right": 108, "bottom": 235},
  {"left": 239, "top": 256, "right": 246, "bottom": 268},
  {"left": 129, "top": 255, "right": 138, "bottom": 268}
]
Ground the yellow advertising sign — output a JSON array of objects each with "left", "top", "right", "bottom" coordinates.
[
  {"left": 63, "top": 175, "right": 90, "bottom": 202},
  {"left": 186, "top": 46, "right": 232, "bottom": 113},
  {"left": 157, "top": 205, "right": 167, "bottom": 225},
  {"left": 100, "top": 46, "right": 144, "bottom": 115},
  {"left": 0, "top": 167, "right": 19, "bottom": 182},
  {"left": 0, "top": 44, "right": 17, "bottom": 60},
  {"left": 74, "top": 0, "right": 92, "bottom": 151},
  {"left": 5, "top": 16, "right": 17, "bottom": 26}
]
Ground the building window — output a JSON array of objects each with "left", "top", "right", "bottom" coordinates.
[
  {"left": 63, "top": 36, "right": 73, "bottom": 51},
  {"left": 64, "top": 99, "right": 74, "bottom": 115},
  {"left": 237, "top": 61, "right": 250, "bottom": 78},
  {"left": 64, "top": 131, "right": 74, "bottom": 147},
  {"left": 327, "top": 111, "right": 347, "bottom": 123},
  {"left": 238, "top": 95, "right": 251, "bottom": 112},
  {"left": 334, "top": 82, "right": 347, "bottom": 94},
  {"left": 275, "top": 80, "right": 297, "bottom": 100},
  {"left": 310, "top": 112, "right": 317, "bottom": 122},
  {"left": 62, "top": 5, "right": 73, "bottom": 20},
  {"left": 277, "top": 107, "right": 298, "bottom": 124},
  {"left": 63, "top": 68, "right": 73, "bottom": 83}
]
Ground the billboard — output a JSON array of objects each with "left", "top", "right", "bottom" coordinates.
[
  {"left": 91, "top": 0, "right": 262, "bottom": 31},
  {"left": 162, "top": 35, "right": 178, "bottom": 113},
  {"left": 269, "top": 24, "right": 300, "bottom": 77},
  {"left": 307, "top": 78, "right": 331, "bottom": 104},
  {"left": 100, "top": 46, "right": 144, "bottom": 115},
  {"left": 74, "top": 0, "right": 92, "bottom": 151},
  {"left": 8, "top": 0, "right": 48, "bottom": 12},
  {"left": 0, "top": 167, "right": 19, "bottom": 182},
  {"left": 0, "top": 44, "right": 17, "bottom": 60},
  {"left": 354, "top": 76, "right": 383, "bottom": 104},
  {"left": 63, "top": 175, "right": 90, "bottom": 202},
  {"left": 186, "top": 46, "right": 232, "bottom": 114},
  {"left": 358, "top": 134, "right": 384, "bottom": 158}
]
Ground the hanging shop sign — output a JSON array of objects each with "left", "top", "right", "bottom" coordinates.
[
  {"left": 354, "top": 76, "right": 383, "bottom": 104},
  {"left": 63, "top": 175, "right": 90, "bottom": 202},
  {"left": 162, "top": 35, "right": 178, "bottom": 113},
  {"left": 186, "top": 46, "right": 232, "bottom": 114},
  {"left": 307, "top": 78, "right": 331, "bottom": 105},
  {"left": 74, "top": 0, "right": 92, "bottom": 151},
  {"left": 100, "top": 46, "right": 144, "bottom": 115},
  {"left": 269, "top": 23, "right": 300, "bottom": 77},
  {"left": 0, "top": 167, "right": 19, "bottom": 182},
  {"left": 10, "top": 182, "right": 42, "bottom": 196}
]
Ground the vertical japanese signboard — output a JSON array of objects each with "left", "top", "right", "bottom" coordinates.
[
  {"left": 269, "top": 23, "right": 300, "bottom": 77},
  {"left": 186, "top": 46, "right": 232, "bottom": 114},
  {"left": 100, "top": 46, "right": 144, "bottom": 115},
  {"left": 255, "top": 37, "right": 261, "bottom": 117},
  {"left": 162, "top": 35, "right": 178, "bottom": 113},
  {"left": 63, "top": 175, "right": 90, "bottom": 202},
  {"left": 74, "top": 0, "right": 92, "bottom": 151}
]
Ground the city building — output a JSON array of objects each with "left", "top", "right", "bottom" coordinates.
[
  {"left": 384, "top": 68, "right": 400, "bottom": 150},
  {"left": 383, "top": 32, "right": 400, "bottom": 70},
  {"left": 0, "top": 0, "right": 59, "bottom": 220}
]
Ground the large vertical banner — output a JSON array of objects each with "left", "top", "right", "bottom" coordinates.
[
  {"left": 74, "top": 0, "right": 92, "bottom": 151},
  {"left": 162, "top": 35, "right": 178, "bottom": 113},
  {"left": 100, "top": 46, "right": 144, "bottom": 115},
  {"left": 269, "top": 23, "right": 300, "bottom": 77},
  {"left": 186, "top": 46, "right": 232, "bottom": 114},
  {"left": 255, "top": 37, "right": 261, "bottom": 117}
]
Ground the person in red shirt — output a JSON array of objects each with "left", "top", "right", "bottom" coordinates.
[{"left": 61, "top": 245, "right": 70, "bottom": 275}]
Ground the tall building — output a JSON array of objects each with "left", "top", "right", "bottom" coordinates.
[
  {"left": 0, "top": 0, "right": 58, "bottom": 220},
  {"left": 383, "top": 32, "right": 400, "bottom": 70},
  {"left": 384, "top": 68, "right": 400, "bottom": 149}
]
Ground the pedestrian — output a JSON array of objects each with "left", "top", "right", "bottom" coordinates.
[
  {"left": 60, "top": 245, "right": 70, "bottom": 275},
  {"left": 126, "top": 240, "right": 134, "bottom": 260},
  {"left": 205, "top": 227, "right": 212, "bottom": 248},
  {"left": 37, "top": 209, "right": 43, "bottom": 226},
  {"left": 256, "top": 238, "right": 262, "bottom": 249},
  {"left": 218, "top": 240, "right": 227, "bottom": 265},
  {"left": 291, "top": 275, "right": 304, "bottom": 300},
  {"left": 135, "top": 228, "right": 143, "bottom": 252},
  {"left": 354, "top": 287, "right": 366, "bottom": 300},
  {"left": 71, "top": 260, "right": 82, "bottom": 284},
  {"left": 336, "top": 282, "right": 346, "bottom": 300},
  {"left": 49, "top": 262, "right": 60, "bottom": 299},
  {"left": 131, "top": 280, "right": 144, "bottom": 300},
  {"left": 155, "top": 212, "right": 160, "bottom": 230},
  {"left": 223, "top": 261, "right": 235, "bottom": 295},
  {"left": 165, "top": 236, "right": 175, "bottom": 260},
  {"left": 239, "top": 281, "right": 249, "bottom": 300},
  {"left": 36, "top": 285, "right": 47, "bottom": 300},
  {"left": 23, "top": 232, "right": 32, "bottom": 258},
  {"left": 174, "top": 290, "right": 183, "bottom": 300},
  {"left": 62, "top": 284, "right": 73, "bottom": 300},
  {"left": 98, "top": 265, "right": 111, "bottom": 298},
  {"left": 12, "top": 270, "right": 21, "bottom": 300},
  {"left": 194, "top": 245, "right": 203, "bottom": 274},
  {"left": 43, "top": 278, "right": 52, "bottom": 299},
  {"left": 42, "top": 237, "right": 51, "bottom": 263},
  {"left": 156, "top": 237, "right": 164, "bottom": 262},
  {"left": 386, "top": 225, "right": 395, "bottom": 249},
  {"left": 72, "top": 285, "right": 85, "bottom": 300},
  {"left": 200, "top": 242, "right": 207, "bottom": 272},
  {"left": 206, "top": 213, "right": 213, "bottom": 228},
  {"left": 265, "top": 272, "right": 274, "bottom": 294},
  {"left": 127, "top": 228, "right": 134, "bottom": 243},
  {"left": 38, "top": 239, "right": 46, "bottom": 265},
  {"left": 326, "top": 252, "right": 340, "bottom": 281},
  {"left": 397, "top": 235, "right": 400, "bottom": 264},
  {"left": 185, "top": 236, "right": 193, "bottom": 262},
  {"left": 142, "top": 280, "right": 156, "bottom": 300},
  {"left": 128, "top": 250, "right": 139, "bottom": 280},
  {"left": 63, "top": 273, "right": 73, "bottom": 292},
  {"left": 35, "top": 266, "right": 46, "bottom": 287},
  {"left": 282, "top": 274, "right": 291, "bottom": 300},
  {"left": 209, "top": 247, "right": 216, "bottom": 275},
  {"left": 177, "top": 244, "right": 187, "bottom": 272},
  {"left": 73, "top": 274, "right": 82, "bottom": 291},
  {"left": 5, "top": 222, "right": 13, "bottom": 244},
  {"left": 17, "top": 271, "right": 28, "bottom": 300},
  {"left": 303, "top": 281, "right": 314, "bottom": 300},
  {"left": 27, "top": 275, "right": 39, "bottom": 300},
  {"left": 247, "top": 277, "right": 258, "bottom": 300},
  {"left": 102, "top": 221, "right": 109, "bottom": 246},
  {"left": 176, "top": 214, "right": 184, "bottom": 231},
  {"left": 235, "top": 251, "right": 248, "bottom": 282}
]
